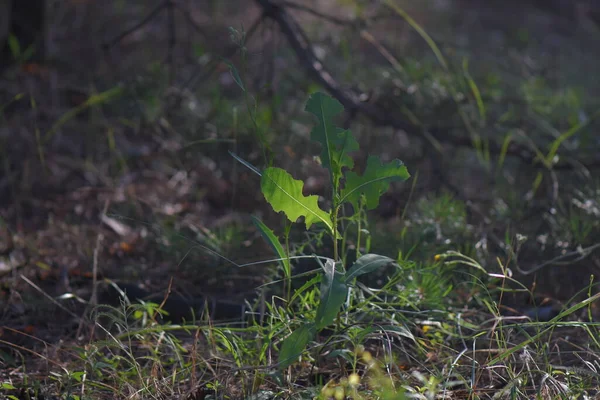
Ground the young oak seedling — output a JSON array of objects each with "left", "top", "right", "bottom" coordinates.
[{"left": 232, "top": 92, "right": 410, "bottom": 368}]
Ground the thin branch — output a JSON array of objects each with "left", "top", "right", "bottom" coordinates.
[
  {"left": 91, "top": 198, "right": 110, "bottom": 307},
  {"left": 172, "top": 1, "right": 209, "bottom": 39},
  {"left": 167, "top": 0, "right": 176, "bottom": 84},
  {"left": 182, "top": 14, "right": 265, "bottom": 90},
  {"left": 255, "top": 0, "right": 396, "bottom": 126},
  {"left": 103, "top": 1, "right": 169, "bottom": 49},
  {"left": 278, "top": 0, "right": 356, "bottom": 26},
  {"left": 516, "top": 242, "right": 600, "bottom": 275}
]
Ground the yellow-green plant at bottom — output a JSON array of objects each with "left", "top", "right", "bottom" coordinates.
[{"left": 319, "top": 348, "right": 407, "bottom": 400}]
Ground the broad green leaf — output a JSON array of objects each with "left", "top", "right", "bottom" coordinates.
[
  {"left": 305, "top": 92, "right": 343, "bottom": 172},
  {"left": 252, "top": 216, "right": 290, "bottom": 276},
  {"left": 305, "top": 92, "right": 358, "bottom": 186},
  {"left": 329, "top": 127, "right": 359, "bottom": 187},
  {"left": 278, "top": 322, "right": 316, "bottom": 369},
  {"left": 261, "top": 167, "right": 333, "bottom": 233},
  {"left": 345, "top": 254, "right": 395, "bottom": 282},
  {"left": 340, "top": 155, "right": 410, "bottom": 211},
  {"left": 315, "top": 259, "right": 348, "bottom": 330}
]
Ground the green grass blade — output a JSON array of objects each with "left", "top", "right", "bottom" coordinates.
[
  {"left": 463, "top": 59, "right": 486, "bottom": 125},
  {"left": 252, "top": 216, "right": 290, "bottom": 277},
  {"left": 222, "top": 59, "right": 246, "bottom": 92},
  {"left": 45, "top": 86, "right": 124, "bottom": 144},
  {"left": 497, "top": 132, "right": 513, "bottom": 170},
  {"left": 545, "top": 108, "right": 600, "bottom": 164},
  {"left": 229, "top": 151, "right": 262, "bottom": 176},
  {"left": 488, "top": 291, "right": 600, "bottom": 365},
  {"left": 383, "top": 1, "right": 448, "bottom": 70}
]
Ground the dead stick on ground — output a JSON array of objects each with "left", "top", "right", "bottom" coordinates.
[
  {"left": 76, "top": 198, "right": 110, "bottom": 337},
  {"left": 91, "top": 199, "right": 110, "bottom": 307}
]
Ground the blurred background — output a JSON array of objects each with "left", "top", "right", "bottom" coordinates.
[{"left": 1, "top": 0, "right": 600, "bottom": 340}]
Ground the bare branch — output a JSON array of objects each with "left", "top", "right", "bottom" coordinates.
[
  {"left": 103, "top": 1, "right": 170, "bottom": 49},
  {"left": 254, "top": 0, "right": 600, "bottom": 171}
]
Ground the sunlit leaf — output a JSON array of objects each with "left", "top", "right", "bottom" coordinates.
[{"left": 261, "top": 167, "right": 333, "bottom": 233}]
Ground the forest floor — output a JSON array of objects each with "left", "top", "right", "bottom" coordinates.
[{"left": 1, "top": 1, "right": 600, "bottom": 399}]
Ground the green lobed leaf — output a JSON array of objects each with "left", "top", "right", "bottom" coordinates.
[
  {"left": 340, "top": 155, "right": 410, "bottom": 211},
  {"left": 330, "top": 127, "right": 360, "bottom": 186},
  {"left": 278, "top": 322, "right": 316, "bottom": 369},
  {"left": 345, "top": 254, "right": 395, "bottom": 282},
  {"left": 315, "top": 259, "right": 348, "bottom": 330},
  {"left": 305, "top": 92, "right": 359, "bottom": 187},
  {"left": 261, "top": 167, "right": 333, "bottom": 233},
  {"left": 252, "top": 216, "right": 290, "bottom": 277}
]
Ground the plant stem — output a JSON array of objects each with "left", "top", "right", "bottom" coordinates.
[
  {"left": 284, "top": 221, "right": 292, "bottom": 302},
  {"left": 332, "top": 205, "right": 340, "bottom": 264}
]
